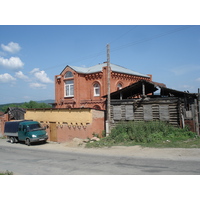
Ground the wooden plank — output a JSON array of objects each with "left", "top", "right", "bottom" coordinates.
[
  {"left": 159, "top": 105, "right": 169, "bottom": 121},
  {"left": 125, "top": 105, "right": 134, "bottom": 120},
  {"left": 143, "top": 105, "right": 153, "bottom": 121},
  {"left": 194, "top": 99, "right": 199, "bottom": 135},
  {"left": 113, "top": 105, "right": 122, "bottom": 120},
  {"left": 50, "top": 122, "right": 57, "bottom": 142},
  {"left": 121, "top": 105, "right": 126, "bottom": 120},
  {"left": 152, "top": 104, "right": 159, "bottom": 120},
  {"left": 134, "top": 107, "right": 143, "bottom": 121}
]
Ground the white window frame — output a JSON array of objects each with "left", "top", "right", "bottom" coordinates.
[
  {"left": 117, "top": 83, "right": 123, "bottom": 90},
  {"left": 65, "top": 71, "right": 73, "bottom": 78},
  {"left": 65, "top": 80, "right": 74, "bottom": 97},
  {"left": 94, "top": 83, "right": 100, "bottom": 97}
]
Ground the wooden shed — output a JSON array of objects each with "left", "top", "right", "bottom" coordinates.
[
  {"left": 111, "top": 97, "right": 180, "bottom": 126},
  {"left": 106, "top": 80, "right": 200, "bottom": 134},
  {"left": 5, "top": 107, "right": 26, "bottom": 120}
]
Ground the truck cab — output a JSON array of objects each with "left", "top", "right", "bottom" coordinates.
[
  {"left": 18, "top": 121, "right": 48, "bottom": 145},
  {"left": 4, "top": 120, "right": 48, "bottom": 146}
]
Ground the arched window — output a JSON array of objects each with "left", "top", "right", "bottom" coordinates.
[
  {"left": 93, "top": 82, "right": 100, "bottom": 96},
  {"left": 65, "top": 71, "right": 73, "bottom": 78},
  {"left": 117, "top": 83, "right": 123, "bottom": 90},
  {"left": 93, "top": 105, "right": 101, "bottom": 110},
  {"left": 65, "top": 80, "right": 74, "bottom": 97}
]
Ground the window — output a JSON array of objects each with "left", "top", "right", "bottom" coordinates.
[
  {"left": 65, "top": 71, "right": 73, "bottom": 78},
  {"left": 65, "top": 80, "right": 74, "bottom": 97},
  {"left": 19, "top": 125, "right": 23, "bottom": 131},
  {"left": 93, "top": 105, "right": 101, "bottom": 110},
  {"left": 93, "top": 83, "right": 100, "bottom": 96},
  {"left": 117, "top": 83, "right": 123, "bottom": 90},
  {"left": 27, "top": 123, "right": 41, "bottom": 132}
]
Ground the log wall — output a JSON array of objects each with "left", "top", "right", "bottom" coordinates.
[{"left": 110, "top": 97, "right": 180, "bottom": 128}]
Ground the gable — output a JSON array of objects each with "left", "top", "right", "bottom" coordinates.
[
  {"left": 60, "top": 65, "right": 76, "bottom": 76},
  {"left": 60, "top": 63, "right": 150, "bottom": 78},
  {"left": 6, "top": 107, "right": 26, "bottom": 120}
]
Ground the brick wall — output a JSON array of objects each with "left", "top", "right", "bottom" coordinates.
[
  {"left": 0, "top": 113, "right": 8, "bottom": 137},
  {"left": 25, "top": 108, "right": 105, "bottom": 142}
]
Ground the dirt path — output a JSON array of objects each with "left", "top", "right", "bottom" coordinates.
[
  {"left": 31, "top": 139, "right": 200, "bottom": 161},
  {"left": 1, "top": 138, "right": 200, "bottom": 161}
]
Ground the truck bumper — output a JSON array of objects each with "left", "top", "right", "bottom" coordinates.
[{"left": 30, "top": 136, "right": 48, "bottom": 143}]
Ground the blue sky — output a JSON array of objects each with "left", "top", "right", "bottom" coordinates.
[{"left": 0, "top": 25, "right": 200, "bottom": 104}]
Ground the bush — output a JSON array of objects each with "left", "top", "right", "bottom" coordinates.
[
  {"left": 86, "top": 121, "right": 198, "bottom": 148},
  {"left": 0, "top": 170, "right": 13, "bottom": 175},
  {"left": 110, "top": 121, "right": 170, "bottom": 143}
]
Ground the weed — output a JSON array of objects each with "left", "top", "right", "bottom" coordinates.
[
  {"left": 0, "top": 135, "right": 7, "bottom": 139},
  {"left": 0, "top": 170, "right": 13, "bottom": 175},
  {"left": 86, "top": 121, "right": 198, "bottom": 148}
]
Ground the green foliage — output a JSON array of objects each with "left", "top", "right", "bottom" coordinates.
[
  {"left": 86, "top": 121, "right": 198, "bottom": 148},
  {"left": 0, "top": 170, "right": 13, "bottom": 175},
  {"left": 0, "top": 100, "right": 52, "bottom": 112}
]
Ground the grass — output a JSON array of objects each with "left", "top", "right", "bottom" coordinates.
[
  {"left": 0, "top": 170, "right": 13, "bottom": 175},
  {"left": 86, "top": 121, "right": 200, "bottom": 148}
]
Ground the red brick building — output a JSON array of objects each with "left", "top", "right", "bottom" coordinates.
[{"left": 54, "top": 62, "right": 152, "bottom": 110}]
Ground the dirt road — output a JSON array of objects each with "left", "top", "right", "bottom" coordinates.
[{"left": 1, "top": 138, "right": 199, "bottom": 161}]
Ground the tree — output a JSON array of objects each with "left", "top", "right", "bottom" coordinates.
[{"left": 0, "top": 101, "right": 52, "bottom": 112}]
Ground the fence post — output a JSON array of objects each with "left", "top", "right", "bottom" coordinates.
[
  {"left": 194, "top": 99, "right": 199, "bottom": 135},
  {"left": 198, "top": 88, "right": 200, "bottom": 134}
]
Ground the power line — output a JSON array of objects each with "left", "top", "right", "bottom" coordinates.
[
  {"left": 42, "top": 25, "right": 195, "bottom": 72},
  {"left": 42, "top": 50, "right": 105, "bottom": 71},
  {"left": 111, "top": 25, "right": 195, "bottom": 52},
  {"left": 109, "top": 25, "right": 138, "bottom": 44},
  {"left": 43, "top": 26, "right": 139, "bottom": 71},
  {"left": 86, "top": 26, "right": 138, "bottom": 66}
]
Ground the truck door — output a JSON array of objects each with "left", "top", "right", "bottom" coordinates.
[{"left": 18, "top": 125, "right": 27, "bottom": 141}]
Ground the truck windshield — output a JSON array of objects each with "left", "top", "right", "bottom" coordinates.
[{"left": 27, "top": 123, "right": 42, "bottom": 132}]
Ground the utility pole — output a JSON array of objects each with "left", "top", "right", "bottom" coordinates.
[
  {"left": 198, "top": 88, "right": 200, "bottom": 135},
  {"left": 106, "top": 44, "right": 111, "bottom": 136}
]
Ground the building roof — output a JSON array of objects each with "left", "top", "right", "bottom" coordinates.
[
  {"left": 104, "top": 80, "right": 197, "bottom": 99},
  {"left": 5, "top": 107, "right": 26, "bottom": 120},
  {"left": 61, "top": 62, "right": 150, "bottom": 78},
  {"left": 160, "top": 86, "right": 197, "bottom": 98},
  {"left": 104, "top": 80, "right": 158, "bottom": 99}
]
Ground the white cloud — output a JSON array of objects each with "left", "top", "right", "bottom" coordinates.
[
  {"left": 176, "top": 84, "right": 195, "bottom": 92},
  {"left": 0, "top": 56, "right": 24, "bottom": 70},
  {"left": 23, "top": 96, "right": 30, "bottom": 99},
  {"left": 1, "top": 42, "right": 21, "bottom": 53},
  {"left": 29, "top": 82, "right": 47, "bottom": 89},
  {"left": 0, "top": 51, "right": 6, "bottom": 56},
  {"left": 15, "top": 71, "right": 29, "bottom": 80},
  {"left": 0, "top": 73, "right": 16, "bottom": 83},
  {"left": 30, "top": 68, "right": 40, "bottom": 74},
  {"left": 30, "top": 68, "right": 53, "bottom": 83},
  {"left": 171, "top": 65, "right": 200, "bottom": 76},
  {"left": 196, "top": 78, "right": 200, "bottom": 82}
]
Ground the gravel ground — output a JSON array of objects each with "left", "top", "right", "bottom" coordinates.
[{"left": 1, "top": 138, "right": 200, "bottom": 161}]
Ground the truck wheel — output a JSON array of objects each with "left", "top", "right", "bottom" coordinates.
[
  {"left": 25, "top": 138, "right": 31, "bottom": 146},
  {"left": 10, "top": 137, "right": 15, "bottom": 144}
]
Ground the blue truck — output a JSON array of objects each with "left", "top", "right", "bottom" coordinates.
[{"left": 4, "top": 120, "right": 48, "bottom": 146}]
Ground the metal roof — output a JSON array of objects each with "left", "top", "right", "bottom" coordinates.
[
  {"left": 104, "top": 80, "right": 197, "bottom": 99},
  {"left": 61, "top": 63, "right": 150, "bottom": 78},
  {"left": 160, "top": 87, "right": 197, "bottom": 98},
  {"left": 104, "top": 80, "right": 158, "bottom": 99}
]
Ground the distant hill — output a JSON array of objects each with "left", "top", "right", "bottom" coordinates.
[
  {"left": 0, "top": 99, "right": 54, "bottom": 111},
  {"left": 0, "top": 102, "right": 24, "bottom": 109},
  {"left": 0, "top": 99, "right": 54, "bottom": 106},
  {"left": 35, "top": 99, "right": 54, "bottom": 104}
]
